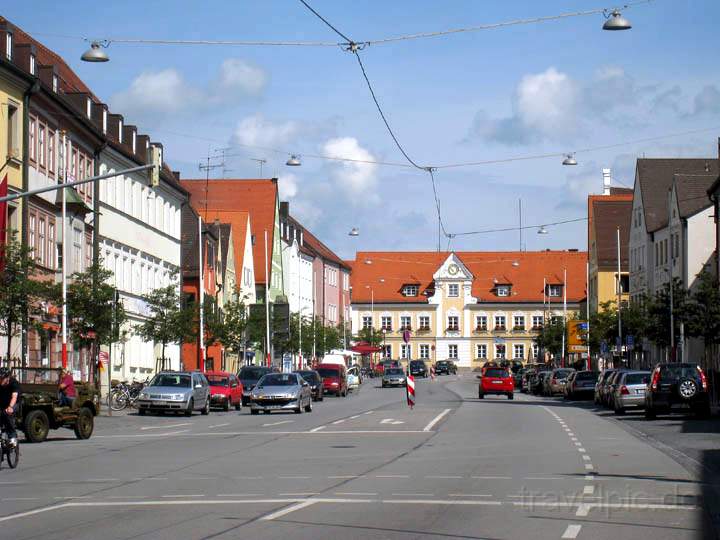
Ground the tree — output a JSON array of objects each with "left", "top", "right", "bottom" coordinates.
[
  {"left": 533, "top": 318, "right": 565, "bottom": 359},
  {"left": 588, "top": 300, "right": 648, "bottom": 353},
  {"left": 354, "top": 327, "right": 383, "bottom": 348},
  {"left": 136, "top": 281, "right": 193, "bottom": 364},
  {"left": 217, "top": 297, "right": 249, "bottom": 361},
  {"left": 685, "top": 270, "right": 720, "bottom": 367},
  {"left": 0, "top": 233, "right": 53, "bottom": 364},
  {"left": 644, "top": 278, "right": 689, "bottom": 349}
]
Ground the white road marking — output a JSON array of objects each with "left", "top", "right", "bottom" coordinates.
[
  {"left": 448, "top": 493, "right": 492, "bottom": 497},
  {"left": 328, "top": 475, "right": 362, "bottom": 479},
  {"left": 335, "top": 492, "right": 377, "bottom": 496},
  {"left": 380, "top": 419, "right": 404, "bottom": 425},
  {"left": 576, "top": 503, "right": 591, "bottom": 516},
  {"left": 107, "top": 496, "right": 148, "bottom": 499},
  {"left": 376, "top": 475, "right": 410, "bottom": 479},
  {"left": 562, "top": 524, "right": 582, "bottom": 539},
  {"left": 309, "top": 425, "right": 327, "bottom": 432},
  {"left": 279, "top": 492, "right": 319, "bottom": 496},
  {"left": 260, "top": 500, "right": 318, "bottom": 520},
  {"left": 582, "top": 455, "right": 591, "bottom": 461},
  {"left": 2, "top": 498, "right": 38, "bottom": 501},
  {"left": 423, "top": 408, "right": 452, "bottom": 432},
  {"left": 426, "top": 475, "right": 463, "bottom": 479},
  {"left": 364, "top": 411, "right": 374, "bottom": 415},
  {"left": 585, "top": 475, "right": 595, "bottom": 481},
  {"left": 278, "top": 476, "right": 311, "bottom": 479},
  {"left": 234, "top": 476, "right": 263, "bottom": 480},
  {"left": 471, "top": 476, "right": 512, "bottom": 480},
  {"left": 332, "top": 419, "right": 346, "bottom": 425},
  {"left": 584, "top": 486, "right": 595, "bottom": 495},
  {"left": 53, "top": 496, "right": 91, "bottom": 500},
  {"left": 217, "top": 493, "right": 264, "bottom": 497},
  {"left": 578, "top": 448, "right": 586, "bottom": 453},
  {"left": 523, "top": 477, "right": 565, "bottom": 481},
  {"left": 349, "top": 415, "right": 360, "bottom": 419},
  {"left": 140, "top": 423, "right": 192, "bottom": 431},
  {"left": 208, "top": 423, "right": 230, "bottom": 429},
  {"left": 263, "top": 420, "right": 294, "bottom": 427},
  {"left": 391, "top": 493, "right": 434, "bottom": 497},
  {"left": 0, "top": 503, "right": 71, "bottom": 523},
  {"left": 573, "top": 441, "right": 581, "bottom": 446},
  {"left": 161, "top": 494, "right": 204, "bottom": 498},
  {"left": 98, "top": 429, "right": 429, "bottom": 437}
]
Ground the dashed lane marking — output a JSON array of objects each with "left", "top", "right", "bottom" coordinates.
[
  {"left": 582, "top": 455, "right": 591, "bottom": 461},
  {"left": 576, "top": 503, "right": 591, "bottom": 516},
  {"left": 423, "top": 408, "right": 452, "bottom": 432},
  {"left": 562, "top": 524, "right": 582, "bottom": 539},
  {"left": 585, "top": 464, "right": 594, "bottom": 470},
  {"left": 309, "top": 426, "right": 327, "bottom": 432},
  {"left": 260, "top": 500, "right": 319, "bottom": 521},
  {"left": 208, "top": 423, "right": 230, "bottom": 429},
  {"left": 140, "top": 423, "right": 192, "bottom": 431},
  {"left": 262, "top": 420, "right": 294, "bottom": 427}
]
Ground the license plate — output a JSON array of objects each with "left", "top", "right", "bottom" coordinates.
[
  {"left": 153, "top": 400, "right": 167, "bottom": 405},
  {"left": 492, "top": 380, "right": 503, "bottom": 384},
  {"left": 635, "top": 389, "right": 645, "bottom": 395}
]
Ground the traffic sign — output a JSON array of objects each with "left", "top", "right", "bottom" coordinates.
[
  {"left": 626, "top": 335, "right": 634, "bottom": 350},
  {"left": 600, "top": 340, "right": 608, "bottom": 354}
]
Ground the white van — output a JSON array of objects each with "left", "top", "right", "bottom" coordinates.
[{"left": 321, "top": 354, "right": 349, "bottom": 367}]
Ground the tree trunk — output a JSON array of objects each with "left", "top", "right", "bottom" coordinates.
[
  {"left": 5, "top": 316, "right": 13, "bottom": 366},
  {"left": 161, "top": 342, "right": 166, "bottom": 371}
]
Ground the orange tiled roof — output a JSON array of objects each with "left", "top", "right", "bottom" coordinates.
[
  {"left": 181, "top": 179, "right": 277, "bottom": 285},
  {"left": 350, "top": 251, "right": 588, "bottom": 304}
]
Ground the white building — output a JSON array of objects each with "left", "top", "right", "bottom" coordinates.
[
  {"left": 280, "top": 209, "right": 314, "bottom": 318},
  {"left": 97, "top": 121, "right": 186, "bottom": 384}
]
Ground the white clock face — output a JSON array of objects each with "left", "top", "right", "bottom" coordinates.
[{"left": 448, "top": 264, "right": 459, "bottom": 275}]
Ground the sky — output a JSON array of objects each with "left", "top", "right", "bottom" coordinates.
[{"left": 6, "top": 0, "right": 720, "bottom": 258}]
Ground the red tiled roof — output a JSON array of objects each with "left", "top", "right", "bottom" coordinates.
[
  {"left": 351, "top": 251, "right": 588, "bottom": 304},
  {"left": 181, "top": 179, "right": 277, "bottom": 284}
]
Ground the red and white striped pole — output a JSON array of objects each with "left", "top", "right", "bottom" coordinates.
[{"left": 406, "top": 373, "right": 415, "bottom": 409}]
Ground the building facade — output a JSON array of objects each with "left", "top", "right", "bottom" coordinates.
[{"left": 350, "top": 251, "right": 586, "bottom": 368}]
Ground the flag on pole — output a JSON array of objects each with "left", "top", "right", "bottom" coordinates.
[
  {"left": 406, "top": 373, "right": 415, "bottom": 409},
  {"left": 0, "top": 174, "right": 7, "bottom": 271}
]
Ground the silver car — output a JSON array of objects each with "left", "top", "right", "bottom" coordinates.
[
  {"left": 612, "top": 371, "right": 651, "bottom": 414},
  {"left": 250, "top": 372, "right": 313, "bottom": 415},
  {"left": 137, "top": 371, "right": 210, "bottom": 417},
  {"left": 382, "top": 367, "right": 407, "bottom": 388}
]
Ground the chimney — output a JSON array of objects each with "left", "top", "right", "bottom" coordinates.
[
  {"left": 602, "top": 168, "right": 612, "bottom": 195},
  {"left": 172, "top": 171, "right": 181, "bottom": 181},
  {"left": 136, "top": 135, "right": 150, "bottom": 161},
  {"left": 122, "top": 124, "right": 137, "bottom": 153},
  {"left": 280, "top": 201, "right": 289, "bottom": 218},
  {"left": 91, "top": 102, "right": 108, "bottom": 133}
]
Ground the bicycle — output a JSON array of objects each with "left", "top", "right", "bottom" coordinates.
[
  {"left": 0, "top": 421, "right": 19, "bottom": 470},
  {"left": 108, "top": 379, "right": 147, "bottom": 411}
]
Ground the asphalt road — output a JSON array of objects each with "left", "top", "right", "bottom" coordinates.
[{"left": 0, "top": 374, "right": 714, "bottom": 539}]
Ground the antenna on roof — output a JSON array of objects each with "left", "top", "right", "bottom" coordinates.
[{"left": 199, "top": 149, "right": 225, "bottom": 217}]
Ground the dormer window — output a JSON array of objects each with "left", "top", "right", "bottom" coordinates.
[
  {"left": 29, "top": 54, "right": 36, "bottom": 75},
  {"left": 402, "top": 284, "right": 419, "bottom": 297},
  {"left": 496, "top": 285, "right": 510, "bottom": 297},
  {"left": 86, "top": 98, "right": 92, "bottom": 118},
  {"left": 448, "top": 283, "right": 459, "bottom": 297},
  {"left": 132, "top": 132, "right": 137, "bottom": 154},
  {"left": 52, "top": 74, "right": 58, "bottom": 93},
  {"left": 5, "top": 32, "right": 12, "bottom": 60},
  {"left": 102, "top": 110, "right": 107, "bottom": 134},
  {"left": 547, "top": 284, "right": 562, "bottom": 297},
  {"left": 118, "top": 120, "right": 123, "bottom": 143}
]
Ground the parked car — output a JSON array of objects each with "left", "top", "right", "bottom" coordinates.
[
  {"left": 530, "top": 370, "right": 551, "bottom": 395},
  {"left": 564, "top": 371, "right": 598, "bottom": 400},
  {"left": 294, "top": 370, "right": 324, "bottom": 401},
  {"left": 612, "top": 371, "right": 651, "bottom": 414},
  {"left": 521, "top": 369, "right": 535, "bottom": 393},
  {"left": 514, "top": 368, "right": 528, "bottom": 389},
  {"left": 409, "top": 360, "right": 428, "bottom": 378},
  {"left": 540, "top": 371, "right": 554, "bottom": 396},
  {"left": 13, "top": 367, "right": 99, "bottom": 443},
  {"left": 239, "top": 366, "right": 274, "bottom": 406},
  {"left": 604, "top": 370, "right": 629, "bottom": 408},
  {"left": 645, "top": 363, "right": 711, "bottom": 419},
  {"left": 205, "top": 371, "right": 243, "bottom": 411},
  {"left": 316, "top": 363, "right": 348, "bottom": 397},
  {"left": 360, "top": 367, "right": 374, "bottom": 379},
  {"left": 347, "top": 366, "right": 360, "bottom": 391},
  {"left": 382, "top": 367, "right": 407, "bottom": 388},
  {"left": 249, "top": 372, "right": 313, "bottom": 415},
  {"left": 594, "top": 369, "right": 617, "bottom": 405},
  {"left": 548, "top": 368, "right": 575, "bottom": 396},
  {"left": 435, "top": 360, "right": 457, "bottom": 375},
  {"left": 478, "top": 366, "right": 514, "bottom": 400},
  {"left": 137, "top": 371, "right": 210, "bottom": 417},
  {"left": 500, "top": 359, "right": 524, "bottom": 374},
  {"left": 375, "top": 359, "right": 399, "bottom": 377}
]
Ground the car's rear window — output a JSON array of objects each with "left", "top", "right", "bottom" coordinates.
[
  {"left": 317, "top": 368, "right": 340, "bottom": 378},
  {"left": 484, "top": 368, "right": 508, "bottom": 378},
  {"left": 576, "top": 372, "right": 598, "bottom": 380},
  {"left": 296, "top": 371, "right": 319, "bottom": 383},
  {"left": 151, "top": 374, "right": 191, "bottom": 388},
  {"left": 554, "top": 369, "right": 574, "bottom": 378},
  {"left": 661, "top": 365, "right": 699, "bottom": 380},
  {"left": 207, "top": 375, "right": 229, "bottom": 386},
  {"left": 625, "top": 373, "right": 650, "bottom": 385},
  {"left": 385, "top": 368, "right": 405, "bottom": 375},
  {"left": 239, "top": 367, "right": 269, "bottom": 379},
  {"left": 601, "top": 370, "right": 616, "bottom": 382}
]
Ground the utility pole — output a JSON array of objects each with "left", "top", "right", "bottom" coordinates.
[
  {"left": 264, "top": 230, "right": 271, "bottom": 367},
  {"left": 617, "top": 227, "right": 622, "bottom": 364}
]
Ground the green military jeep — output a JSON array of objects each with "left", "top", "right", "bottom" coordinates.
[{"left": 12, "top": 367, "right": 101, "bottom": 443}]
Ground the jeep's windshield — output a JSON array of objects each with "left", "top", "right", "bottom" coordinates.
[{"left": 150, "top": 374, "right": 191, "bottom": 388}]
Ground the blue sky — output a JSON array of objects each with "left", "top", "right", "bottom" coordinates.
[{"left": 7, "top": 0, "right": 720, "bottom": 258}]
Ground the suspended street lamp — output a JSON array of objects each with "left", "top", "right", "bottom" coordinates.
[
  {"left": 602, "top": 9, "right": 632, "bottom": 31},
  {"left": 348, "top": 227, "right": 359, "bottom": 236},
  {"left": 562, "top": 153, "right": 578, "bottom": 166},
  {"left": 81, "top": 41, "right": 110, "bottom": 62},
  {"left": 538, "top": 226, "right": 549, "bottom": 235},
  {"left": 286, "top": 154, "right": 302, "bottom": 167}
]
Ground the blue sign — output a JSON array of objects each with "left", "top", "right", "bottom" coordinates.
[
  {"left": 626, "top": 335, "right": 634, "bottom": 350},
  {"left": 600, "top": 340, "right": 608, "bottom": 354},
  {"left": 615, "top": 336, "right": 622, "bottom": 351}
]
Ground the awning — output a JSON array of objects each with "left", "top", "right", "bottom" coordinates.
[{"left": 351, "top": 343, "right": 382, "bottom": 354}]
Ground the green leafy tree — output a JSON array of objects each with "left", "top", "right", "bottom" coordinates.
[
  {"left": 354, "top": 327, "right": 383, "bottom": 348},
  {"left": 217, "top": 297, "right": 249, "bottom": 361},
  {"left": 136, "top": 280, "right": 193, "bottom": 364},
  {"left": 533, "top": 318, "right": 566, "bottom": 359},
  {"left": 588, "top": 300, "right": 648, "bottom": 353},
  {"left": 644, "top": 277, "right": 689, "bottom": 349},
  {"left": 686, "top": 270, "right": 720, "bottom": 366},
  {"left": 0, "top": 233, "right": 54, "bottom": 364}
]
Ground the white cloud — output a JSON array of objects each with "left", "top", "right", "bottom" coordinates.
[
  {"left": 111, "top": 68, "right": 198, "bottom": 114},
  {"left": 322, "top": 137, "right": 379, "bottom": 199},
  {"left": 232, "top": 114, "right": 298, "bottom": 148},
  {"left": 692, "top": 85, "right": 720, "bottom": 116},
  {"left": 215, "top": 58, "right": 267, "bottom": 97},
  {"left": 277, "top": 173, "right": 299, "bottom": 200}
]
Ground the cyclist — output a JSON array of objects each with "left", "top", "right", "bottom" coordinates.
[{"left": 0, "top": 367, "right": 20, "bottom": 446}]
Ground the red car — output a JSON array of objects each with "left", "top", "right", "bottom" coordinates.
[
  {"left": 316, "top": 364, "right": 348, "bottom": 397},
  {"left": 478, "top": 366, "right": 514, "bottom": 400},
  {"left": 206, "top": 371, "right": 243, "bottom": 411}
]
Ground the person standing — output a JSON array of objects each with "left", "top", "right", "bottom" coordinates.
[{"left": 0, "top": 367, "right": 20, "bottom": 446}]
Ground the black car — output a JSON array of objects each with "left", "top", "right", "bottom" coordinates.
[
  {"left": 409, "top": 360, "right": 428, "bottom": 378},
  {"left": 238, "top": 366, "right": 274, "bottom": 406},
  {"left": 294, "top": 370, "right": 324, "bottom": 402},
  {"left": 435, "top": 360, "right": 457, "bottom": 375},
  {"left": 645, "top": 362, "right": 711, "bottom": 419}
]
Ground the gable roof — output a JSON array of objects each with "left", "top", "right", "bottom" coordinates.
[
  {"left": 181, "top": 179, "right": 277, "bottom": 285},
  {"left": 181, "top": 205, "right": 217, "bottom": 277},
  {"left": 673, "top": 174, "right": 715, "bottom": 218},
  {"left": 591, "top": 199, "right": 632, "bottom": 269},
  {"left": 351, "top": 251, "right": 587, "bottom": 304},
  {"left": 636, "top": 158, "right": 718, "bottom": 233}
]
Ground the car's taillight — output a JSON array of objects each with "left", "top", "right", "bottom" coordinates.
[
  {"left": 699, "top": 368, "right": 708, "bottom": 391},
  {"left": 650, "top": 369, "right": 660, "bottom": 391},
  {"left": 620, "top": 385, "right": 629, "bottom": 395}
]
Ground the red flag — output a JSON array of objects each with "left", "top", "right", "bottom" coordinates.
[{"left": 0, "top": 174, "right": 7, "bottom": 270}]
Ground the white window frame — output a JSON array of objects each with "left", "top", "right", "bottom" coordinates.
[
  {"left": 476, "top": 343, "right": 487, "bottom": 359},
  {"left": 418, "top": 315, "right": 430, "bottom": 330},
  {"left": 513, "top": 344, "right": 524, "bottom": 359},
  {"left": 494, "top": 315, "right": 506, "bottom": 330},
  {"left": 495, "top": 344, "right": 506, "bottom": 359},
  {"left": 400, "top": 343, "right": 411, "bottom": 359},
  {"left": 400, "top": 315, "right": 411, "bottom": 330},
  {"left": 362, "top": 315, "right": 372, "bottom": 329},
  {"left": 496, "top": 285, "right": 510, "bottom": 297},
  {"left": 448, "top": 283, "right": 459, "bottom": 297},
  {"left": 5, "top": 33, "right": 12, "bottom": 60},
  {"left": 475, "top": 315, "right": 487, "bottom": 330},
  {"left": 547, "top": 284, "right": 562, "bottom": 297},
  {"left": 532, "top": 315, "right": 543, "bottom": 329},
  {"left": 513, "top": 315, "right": 525, "bottom": 329},
  {"left": 381, "top": 316, "right": 392, "bottom": 331},
  {"left": 447, "top": 315, "right": 459, "bottom": 331},
  {"left": 448, "top": 344, "right": 458, "bottom": 359},
  {"left": 419, "top": 344, "right": 430, "bottom": 359},
  {"left": 403, "top": 284, "right": 419, "bottom": 297}
]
